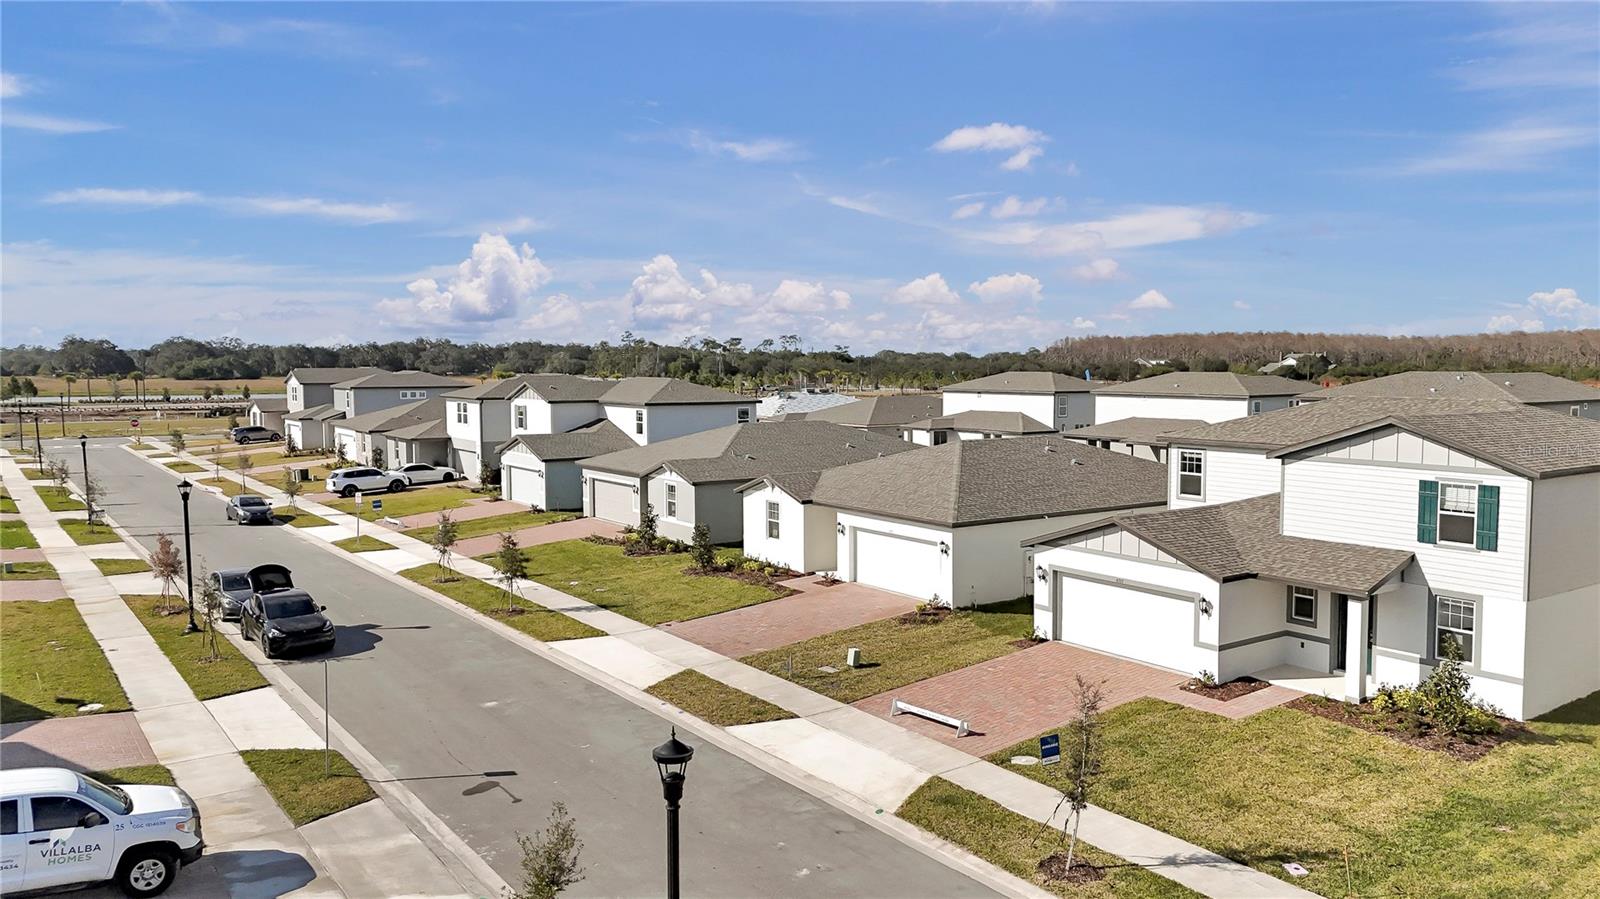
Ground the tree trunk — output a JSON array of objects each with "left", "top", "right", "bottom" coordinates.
[{"left": 1064, "top": 810, "right": 1081, "bottom": 873}]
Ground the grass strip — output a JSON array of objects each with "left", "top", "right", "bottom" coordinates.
[
  {"left": 401, "top": 509, "right": 577, "bottom": 542},
  {"left": 198, "top": 477, "right": 250, "bottom": 498},
  {"left": 274, "top": 508, "right": 333, "bottom": 528},
  {"left": 0, "top": 599, "right": 131, "bottom": 721},
  {"left": 93, "top": 765, "right": 177, "bottom": 788},
  {"left": 1, "top": 519, "right": 41, "bottom": 549},
  {"left": 645, "top": 670, "right": 795, "bottom": 727},
  {"left": 34, "top": 485, "right": 87, "bottom": 512},
  {"left": 93, "top": 557, "right": 153, "bottom": 576},
  {"left": 163, "top": 461, "right": 206, "bottom": 473},
  {"left": 123, "top": 594, "right": 268, "bottom": 700},
  {"left": 332, "top": 535, "right": 394, "bottom": 553},
  {"left": 0, "top": 491, "right": 17, "bottom": 513},
  {"left": 324, "top": 485, "right": 477, "bottom": 519},
  {"left": 241, "top": 749, "right": 376, "bottom": 827},
  {"left": 399, "top": 563, "right": 604, "bottom": 642},
  {"left": 0, "top": 560, "right": 60, "bottom": 580},
  {"left": 58, "top": 518, "right": 121, "bottom": 545},
  {"left": 22, "top": 467, "right": 52, "bottom": 480}
]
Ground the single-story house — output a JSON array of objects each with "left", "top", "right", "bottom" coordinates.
[
  {"left": 1062, "top": 417, "right": 1205, "bottom": 463},
  {"left": 1092, "top": 372, "right": 1317, "bottom": 424},
  {"left": 498, "top": 420, "right": 634, "bottom": 511},
  {"left": 900, "top": 410, "right": 1056, "bottom": 445},
  {"left": 581, "top": 420, "right": 917, "bottom": 542},
  {"left": 799, "top": 436, "right": 1168, "bottom": 606},
  {"left": 328, "top": 398, "right": 450, "bottom": 469},
  {"left": 804, "top": 394, "right": 943, "bottom": 433},
  {"left": 247, "top": 397, "right": 288, "bottom": 434}
]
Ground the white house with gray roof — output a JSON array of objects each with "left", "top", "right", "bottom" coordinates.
[
  {"left": 803, "top": 394, "right": 943, "bottom": 433},
  {"left": 281, "top": 366, "right": 382, "bottom": 449},
  {"left": 1063, "top": 416, "right": 1205, "bottom": 463},
  {"left": 1029, "top": 400, "right": 1600, "bottom": 720},
  {"left": 1298, "top": 370, "right": 1600, "bottom": 419},
  {"left": 1092, "top": 372, "right": 1316, "bottom": 425},
  {"left": 942, "top": 371, "right": 1096, "bottom": 430},
  {"left": 899, "top": 410, "right": 1057, "bottom": 446},
  {"left": 496, "top": 420, "right": 634, "bottom": 510}
]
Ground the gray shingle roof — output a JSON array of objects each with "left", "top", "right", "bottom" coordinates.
[
  {"left": 1067, "top": 417, "right": 1206, "bottom": 445},
  {"left": 1036, "top": 494, "right": 1414, "bottom": 596},
  {"left": 806, "top": 394, "right": 943, "bottom": 427},
  {"left": 738, "top": 470, "right": 826, "bottom": 502},
  {"left": 903, "top": 410, "right": 1056, "bottom": 435},
  {"left": 286, "top": 367, "right": 383, "bottom": 386},
  {"left": 504, "top": 373, "right": 618, "bottom": 403},
  {"left": 1165, "top": 397, "right": 1519, "bottom": 450},
  {"left": 333, "top": 371, "right": 473, "bottom": 390},
  {"left": 1302, "top": 370, "right": 1600, "bottom": 405},
  {"left": 249, "top": 397, "right": 289, "bottom": 413},
  {"left": 285, "top": 403, "right": 345, "bottom": 422},
  {"left": 1093, "top": 372, "right": 1317, "bottom": 398},
  {"left": 809, "top": 435, "right": 1167, "bottom": 527},
  {"left": 582, "top": 420, "right": 917, "bottom": 482},
  {"left": 441, "top": 374, "right": 566, "bottom": 401},
  {"left": 943, "top": 371, "right": 1094, "bottom": 395},
  {"left": 598, "top": 377, "right": 750, "bottom": 406},
  {"left": 497, "top": 420, "right": 635, "bottom": 462},
  {"left": 337, "top": 397, "right": 445, "bottom": 436}
]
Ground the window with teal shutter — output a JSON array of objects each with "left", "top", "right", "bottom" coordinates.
[
  {"left": 1417, "top": 480, "right": 1439, "bottom": 544},
  {"left": 1475, "top": 484, "right": 1500, "bottom": 551}
]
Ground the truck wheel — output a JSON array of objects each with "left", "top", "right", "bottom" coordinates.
[
  {"left": 388, "top": 480, "right": 405, "bottom": 492},
  {"left": 117, "top": 846, "right": 177, "bottom": 897}
]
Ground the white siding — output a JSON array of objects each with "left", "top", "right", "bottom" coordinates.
[
  {"left": 584, "top": 470, "right": 640, "bottom": 526},
  {"left": 602, "top": 402, "right": 757, "bottom": 446},
  {"left": 942, "top": 391, "right": 1092, "bottom": 430},
  {"left": 835, "top": 511, "right": 954, "bottom": 603},
  {"left": 1167, "top": 446, "right": 1280, "bottom": 508},
  {"left": 741, "top": 487, "right": 823, "bottom": 573},
  {"left": 510, "top": 396, "right": 605, "bottom": 437},
  {"left": 1094, "top": 395, "right": 1250, "bottom": 425}
]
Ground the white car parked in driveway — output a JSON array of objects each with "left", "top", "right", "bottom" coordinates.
[
  {"left": 1, "top": 767, "right": 203, "bottom": 897},
  {"left": 324, "top": 466, "right": 407, "bottom": 497},
  {"left": 387, "top": 463, "right": 459, "bottom": 486}
]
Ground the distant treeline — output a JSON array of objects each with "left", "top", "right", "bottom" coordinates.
[{"left": 3, "top": 329, "right": 1597, "bottom": 389}]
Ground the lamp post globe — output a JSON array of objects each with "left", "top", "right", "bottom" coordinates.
[
  {"left": 176, "top": 479, "right": 199, "bottom": 633},
  {"left": 652, "top": 728, "right": 695, "bottom": 899}
]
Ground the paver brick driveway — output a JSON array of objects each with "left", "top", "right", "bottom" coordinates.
[{"left": 661, "top": 577, "right": 918, "bottom": 658}]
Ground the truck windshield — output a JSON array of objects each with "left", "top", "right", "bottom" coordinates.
[{"left": 77, "top": 774, "right": 133, "bottom": 815}]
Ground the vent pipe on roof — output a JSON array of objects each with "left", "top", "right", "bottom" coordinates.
[{"left": 1070, "top": 458, "right": 1083, "bottom": 465}]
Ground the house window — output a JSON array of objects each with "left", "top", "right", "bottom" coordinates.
[
  {"left": 635, "top": 410, "right": 644, "bottom": 435},
  {"left": 1250, "top": 400, "right": 1263, "bottom": 415},
  {"left": 665, "top": 484, "right": 677, "bottom": 518},
  {"left": 1435, "top": 595, "right": 1476, "bottom": 663},
  {"left": 766, "top": 501, "right": 780, "bottom": 539},
  {"left": 932, "top": 431, "right": 949, "bottom": 446},
  {"left": 1572, "top": 406, "right": 1582, "bottom": 417},
  {"left": 1437, "top": 483, "right": 1477, "bottom": 546},
  {"left": 290, "top": 385, "right": 299, "bottom": 402},
  {"left": 1056, "top": 395, "right": 1069, "bottom": 418},
  {"left": 455, "top": 402, "right": 468, "bottom": 424},
  {"left": 1286, "top": 585, "right": 1317, "bottom": 625},
  {"left": 737, "top": 408, "right": 751, "bottom": 423},
  {"left": 1178, "top": 450, "right": 1204, "bottom": 498},
  {"left": 514, "top": 406, "right": 526, "bottom": 430}
]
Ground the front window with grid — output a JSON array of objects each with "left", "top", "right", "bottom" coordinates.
[
  {"left": 1437, "top": 483, "right": 1477, "bottom": 545},
  {"left": 455, "top": 403, "right": 468, "bottom": 424},
  {"left": 290, "top": 386, "right": 299, "bottom": 402},
  {"left": 1178, "top": 450, "right": 1204, "bottom": 497},
  {"left": 766, "top": 501, "right": 780, "bottom": 539},
  {"left": 514, "top": 406, "right": 526, "bottom": 430},
  {"left": 665, "top": 484, "right": 677, "bottom": 518},
  {"left": 1056, "top": 395, "right": 1069, "bottom": 418},
  {"left": 1435, "top": 596, "right": 1476, "bottom": 663},
  {"left": 635, "top": 409, "right": 644, "bottom": 434}
]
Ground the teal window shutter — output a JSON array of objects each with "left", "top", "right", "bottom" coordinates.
[
  {"left": 1476, "top": 485, "right": 1500, "bottom": 551},
  {"left": 1417, "top": 480, "right": 1439, "bottom": 544}
]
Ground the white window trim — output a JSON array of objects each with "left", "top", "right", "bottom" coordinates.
[
  {"left": 514, "top": 406, "right": 527, "bottom": 430},
  {"left": 766, "top": 500, "right": 780, "bottom": 539},
  {"left": 1286, "top": 585, "right": 1317, "bottom": 626},
  {"left": 1436, "top": 481, "right": 1478, "bottom": 547},
  {"left": 1177, "top": 449, "right": 1205, "bottom": 499},
  {"left": 665, "top": 483, "right": 679, "bottom": 520},
  {"left": 1433, "top": 594, "right": 1477, "bottom": 665},
  {"left": 737, "top": 407, "right": 752, "bottom": 423},
  {"left": 635, "top": 409, "right": 645, "bottom": 435},
  {"left": 455, "top": 402, "right": 468, "bottom": 425}
]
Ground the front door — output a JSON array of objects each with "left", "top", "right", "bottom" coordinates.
[
  {"left": 1333, "top": 596, "right": 1347, "bottom": 672},
  {"left": 1050, "top": 572, "right": 1064, "bottom": 641}
]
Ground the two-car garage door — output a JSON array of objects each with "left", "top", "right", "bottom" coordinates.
[{"left": 852, "top": 529, "right": 942, "bottom": 601}]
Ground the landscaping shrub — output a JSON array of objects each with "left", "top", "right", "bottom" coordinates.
[{"left": 1370, "top": 643, "right": 1501, "bottom": 737}]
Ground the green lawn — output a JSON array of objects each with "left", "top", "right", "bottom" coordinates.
[
  {"left": 0, "top": 490, "right": 17, "bottom": 513},
  {"left": 1, "top": 560, "right": 60, "bottom": 580},
  {"left": 899, "top": 778, "right": 1199, "bottom": 898},
  {"left": 58, "top": 518, "right": 121, "bottom": 545},
  {"left": 164, "top": 460, "right": 206, "bottom": 473},
  {"left": 399, "top": 563, "right": 604, "bottom": 642},
  {"left": 219, "top": 451, "right": 326, "bottom": 470},
  {"left": 504, "top": 540, "right": 787, "bottom": 626},
  {"left": 1, "top": 520, "right": 39, "bottom": 549},
  {"left": 198, "top": 477, "right": 250, "bottom": 498},
  {"left": 401, "top": 509, "right": 577, "bottom": 542},
  {"left": 275, "top": 507, "right": 333, "bottom": 528},
  {"left": 0, "top": 599, "right": 131, "bottom": 720},
  {"left": 332, "top": 535, "right": 395, "bottom": 553},
  {"left": 241, "top": 749, "right": 376, "bottom": 827},
  {"left": 991, "top": 695, "right": 1600, "bottom": 898},
  {"left": 325, "top": 485, "right": 478, "bottom": 518},
  {"left": 93, "top": 557, "right": 152, "bottom": 576},
  {"left": 93, "top": 765, "right": 177, "bottom": 788},
  {"left": 645, "top": 670, "right": 795, "bottom": 727},
  {"left": 743, "top": 600, "right": 1034, "bottom": 703},
  {"left": 21, "top": 466, "right": 52, "bottom": 480},
  {"left": 123, "top": 595, "right": 269, "bottom": 701},
  {"left": 33, "top": 485, "right": 86, "bottom": 512}
]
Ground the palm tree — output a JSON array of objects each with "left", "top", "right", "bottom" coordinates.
[
  {"left": 63, "top": 373, "right": 77, "bottom": 407},
  {"left": 130, "top": 371, "right": 146, "bottom": 403}
]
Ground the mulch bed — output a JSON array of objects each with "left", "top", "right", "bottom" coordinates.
[
  {"left": 1288, "top": 695, "right": 1523, "bottom": 761},
  {"left": 1036, "top": 851, "right": 1104, "bottom": 884},
  {"left": 897, "top": 606, "right": 952, "bottom": 626},
  {"left": 684, "top": 564, "right": 800, "bottom": 596},
  {"left": 1181, "top": 676, "right": 1272, "bottom": 702},
  {"left": 1009, "top": 637, "right": 1048, "bottom": 649}
]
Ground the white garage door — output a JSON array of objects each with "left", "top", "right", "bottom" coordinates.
[
  {"left": 503, "top": 460, "right": 544, "bottom": 509},
  {"left": 1055, "top": 573, "right": 1194, "bottom": 672},
  {"left": 852, "top": 529, "right": 942, "bottom": 600},
  {"left": 335, "top": 430, "right": 360, "bottom": 462},
  {"left": 592, "top": 479, "right": 636, "bottom": 525},
  {"left": 457, "top": 449, "right": 480, "bottom": 482}
]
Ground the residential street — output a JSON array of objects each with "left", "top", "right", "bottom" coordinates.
[{"left": 53, "top": 439, "right": 997, "bottom": 899}]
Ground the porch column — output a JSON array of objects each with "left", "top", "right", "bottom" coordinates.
[{"left": 1343, "top": 595, "right": 1369, "bottom": 704}]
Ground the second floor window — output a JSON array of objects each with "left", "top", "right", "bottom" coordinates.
[
  {"left": 766, "top": 501, "right": 780, "bottom": 539},
  {"left": 635, "top": 410, "right": 644, "bottom": 434},
  {"left": 932, "top": 431, "right": 949, "bottom": 446},
  {"left": 455, "top": 402, "right": 468, "bottom": 424},
  {"left": 1437, "top": 483, "right": 1477, "bottom": 545},
  {"left": 1178, "top": 450, "right": 1204, "bottom": 498},
  {"left": 514, "top": 406, "right": 526, "bottom": 430},
  {"left": 1056, "top": 395, "right": 1069, "bottom": 418},
  {"left": 1250, "top": 400, "right": 1263, "bottom": 415},
  {"left": 290, "top": 386, "right": 299, "bottom": 402},
  {"left": 737, "top": 408, "right": 751, "bottom": 423}
]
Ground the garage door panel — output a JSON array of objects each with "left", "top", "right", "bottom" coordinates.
[
  {"left": 1057, "top": 576, "right": 1193, "bottom": 672},
  {"left": 457, "top": 449, "right": 480, "bottom": 481},
  {"left": 503, "top": 461, "right": 545, "bottom": 509},
  {"left": 592, "top": 479, "right": 636, "bottom": 525},
  {"left": 853, "top": 529, "right": 941, "bottom": 601}
]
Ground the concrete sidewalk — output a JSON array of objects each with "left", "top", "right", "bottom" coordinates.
[
  {"left": 2, "top": 452, "right": 478, "bottom": 899},
  {"left": 121, "top": 441, "right": 1316, "bottom": 899}
]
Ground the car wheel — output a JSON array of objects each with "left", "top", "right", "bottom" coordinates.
[
  {"left": 341, "top": 485, "right": 357, "bottom": 498},
  {"left": 443, "top": 473, "right": 455, "bottom": 482},
  {"left": 389, "top": 480, "right": 405, "bottom": 493},
  {"left": 116, "top": 846, "right": 177, "bottom": 897},
  {"left": 270, "top": 433, "right": 281, "bottom": 441}
]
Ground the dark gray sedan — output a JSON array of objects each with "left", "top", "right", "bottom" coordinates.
[
  {"left": 225, "top": 494, "right": 274, "bottom": 525},
  {"left": 210, "top": 568, "right": 254, "bottom": 620}
]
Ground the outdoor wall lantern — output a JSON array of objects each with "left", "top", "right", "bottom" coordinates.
[
  {"left": 938, "top": 541, "right": 950, "bottom": 556},
  {"left": 1199, "top": 596, "right": 1214, "bottom": 617},
  {"left": 1035, "top": 565, "right": 1047, "bottom": 582},
  {"left": 836, "top": 523, "right": 846, "bottom": 536}
]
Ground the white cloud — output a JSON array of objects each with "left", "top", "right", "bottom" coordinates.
[
  {"left": 43, "top": 186, "right": 410, "bottom": 224},
  {"left": 827, "top": 195, "right": 882, "bottom": 216},
  {"left": 1232, "top": 300, "right": 1252, "bottom": 311},
  {"left": 932, "top": 122, "right": 1048, "bottom": 171},
  {"left": 1382, "top": 121, "right": 1594, "bottom": 175},
  {"left": 968, "top": 272, "right": 1043, "bottom": 304},
  {"left": 887, "top": 273, "right": 962, "bottom": 307},
  {"left": 623, "top": 255, "right": 851, "bottom": 331},
  {"left": 3, "top": 111, "right": 118, "bottom": 134},
  {"left": 990, "top": 195, "right": 1048, "bottom": 219},
  {"left": 519, "top": 293, "right": 586, "bottom": 334},
  {"left": 441, "top": 214, "right": 546, "bottom": 237},
  {"left": 1450, "top": 10, "right": 1600, "bottom": 92},
  {"left": 1485, "top": 314, "right": 1545, "bottom": 333},
  {"left": 769, "top": 279, "right": 852, "bottom": 313},
  {"left": 625, "top": 255, "right": 709, "bottom": 325},
  {"left": 1484, "top": 287, "right": 1597, "bottom": 333},
  {"left": 1525, "top": 287, "right": 1594, "bottom": 321},
  {"left": 1129, "top": 289, "right": 1173, "bottom": 310},
  {"left": 1, "top": 72, "right": 28, "bottom": 98},
  {"left": 950, "top": 201, "right": 985, "bottom": 220},
  {"left": 961, "top": 205, "right": 1264, "bottom": 256},
  {"left": 685, "top": 130, "right": 802, "bottom": 162},
  {"left": 1070, "top": 317, "right": 1097, "bottom": 330},
  {"left": 1070, "top": 258, "right": 1121, "bottom": 281},
  {"left": 380, "top": 234, "right": 552, "bottom": 323}
]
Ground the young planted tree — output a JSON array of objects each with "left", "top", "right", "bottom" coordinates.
[
  {"left": 492, "top": 531, "right": 527, "bottom": 613},
  {"left": 47, "top": 458, "right": 71, "bottom": 491},
  {"left": 168, "top": 429, "right": 186, "bottom": 453},
  {"left": 370, "top": 445, "right": 385, "bottom": 469},
  {"left": 507, "top": 801, "right": 585, "bottom": 899},
  {"left": 150, "top": 533, "right": 185, "bottom": 615},
  {"left": 280, "top": 470, "right": 303, "bottom": 511},
  {"left": 690, "top": 522, "right": 716, "bottom": 571},
  {"left": 197, "top": 568, "right": 226, "bottom": 660},
  {"left": 82, "top": 472, "right": 105, "bottom": 527},
  {"left": 1051, "top": 674, "right": 1106, "bottom": 877},
  {"left": 630, "top": 502, "right": 659, "bottom": 555},
  {"left": 431, "top": 509, "right": 460, "bottom": 572},
  {"left": 235, "top": 452, "right": 254, "bottom": 489}
]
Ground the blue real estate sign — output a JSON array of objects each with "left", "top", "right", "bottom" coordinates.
[
  {"left": 371, "top": 499, "right": 383, "bottom": 513},
  {"left": 1039, "top": 734, "right": 1060, "bottom": 765}
]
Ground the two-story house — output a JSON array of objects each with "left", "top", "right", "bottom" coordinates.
[
  {"left": 898, "top": 410, "right": 1057, "bottom": 445},
  {"left": 941, "top": 371, "right": 1096, "bottom": 431},
  {"left": 1092, "top": 372, "right": 1316, "bottom": 424},
  {"left": 322, "top": 371, "right": 470, "bottom": 462},
  {"left": 1026, "top": 399, "right": 1600, "bottom": 720},
  {"left": 1298, "top": 370, "right": 1600, "bottom": 419},
  {"left": 440, "top": 375, "right": 603, "bottom": 482},
  {"left": 281, "top": 367, "right": 382, "bottom": 449}
]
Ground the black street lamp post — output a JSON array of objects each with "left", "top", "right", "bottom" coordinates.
[
  {"left": 78, "top": 434, "right": 92, "bottom": 520},
  {"left": 652, "top": 728, "right": 695, "bottom": 899},
  {"left": 177, "top": 480, "right": 199, "bottom": 633},
  {"left": 32, "top": 413, "right": 42, "bottom": 459}
]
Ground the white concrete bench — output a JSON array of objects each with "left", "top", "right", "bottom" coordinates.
[
  {"left": 890, "top": 698, "right": 970, "bottom": 737},
  {"left": 379, "top": 516, "right": 403, "bottom": 527}
]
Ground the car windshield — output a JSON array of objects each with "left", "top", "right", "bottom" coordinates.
[
  {"left": 220, "top": 574, "right": 251, "bottom": 591},
  {"left": 238, "top": 497, "right": 267, "bottom": 507},
  {"left": 264, "top": 596, "right": 317, "bottom": 618},
  {"left": 77, "top": 774, "right": 132, "bottom": 815}
]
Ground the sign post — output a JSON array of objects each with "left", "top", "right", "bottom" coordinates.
[
  {"left": 1039, "top": 733, "right": 1061, "bottom": 766},
  {"left": 354, "top": 491, "right": 363, "bottom": 545}
]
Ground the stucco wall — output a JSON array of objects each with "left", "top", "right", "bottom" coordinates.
[
  {"left": 1093, "top": 394, "right": 1249, "bottom": 425},
  {"left": 1529, "top": 473, "right": 1600, "bottom": 601},
  {"left": 741, "top": 487, "right": 836, "bottom": 572},
  {"left": 942, "top": 391, "right": 1093, "bottom": 430},
  {"left": 649, "top": 473, "right": 744, "bottom": 543}
]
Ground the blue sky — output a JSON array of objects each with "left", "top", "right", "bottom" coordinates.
[{"left": 3, "top": 2, "right": 1596, "bottom": 352}]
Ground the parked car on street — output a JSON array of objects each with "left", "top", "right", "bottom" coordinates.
[
  {"left": 224, "top": 494, "right": 274, "bottom": 525},
  {"left": 230, "top": 426, "right": 280, "bottom": 444},
  {"left": 239, "top": 589, "right": 335, "bottom": 659},
  {"left": 387, "top": 462, "right": 458, "bottom": 485},
  {"left": 209, "top": 568, "right": 254, "bottom": 620},
  {"left": 0, "top": 766, "right": 203, "bottom": 897},
  {"left": 324, "top": 467, "right": 407, "bottom": 497}
]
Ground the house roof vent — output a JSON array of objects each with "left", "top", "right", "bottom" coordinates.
[{"left": 1070, "top": 458, "right": 1083, "bottom": 466}]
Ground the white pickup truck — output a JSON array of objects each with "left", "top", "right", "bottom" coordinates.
[{"left": 1, "top": 768, "right": 203, "bottom": 897}]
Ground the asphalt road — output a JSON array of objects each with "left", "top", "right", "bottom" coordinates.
[{"left": 54, "top": 440, "right": 996, "bottom": 899}]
